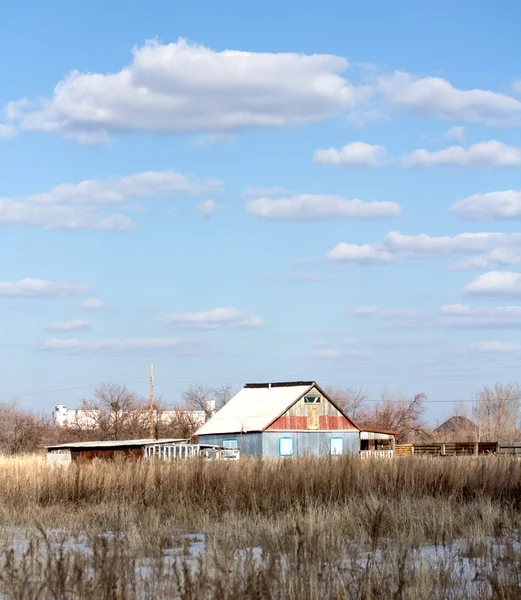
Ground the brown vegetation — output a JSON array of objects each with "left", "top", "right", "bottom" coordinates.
[{"left": 1, "top": 455, "right": 521, "bottom": 597}]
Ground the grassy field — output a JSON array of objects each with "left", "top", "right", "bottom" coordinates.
[{"left": 1, "top": 454, "right": 521, "bottom": 598}]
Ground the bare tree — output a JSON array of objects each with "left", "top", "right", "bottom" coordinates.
[
  {"left": 361, "top": 391, "right": 427, "bottom": 443},
  {"left": 181, "top": 384, "right": 232, "bottom": 419},
  {"left": 0, "top": 400, "right": 52, "bottom": 454},
  {"left": 472, "top": 382, "right": 521, "bottom": 441},
  {"left": 80, "top": 383, "right": 147, "bottom": 440},
  {"left": 325, "top": 386, "right": 368, "bottom": 421}
]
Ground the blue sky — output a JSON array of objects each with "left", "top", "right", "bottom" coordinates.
[{"left": 1, "top": 0, "right": 520, "bottom": 423}]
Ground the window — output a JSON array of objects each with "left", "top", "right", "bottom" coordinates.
[
  {"left": 330, "top": 438, "right": 343, "bottom": 456},
  {"left": 304, "top": 396, "right": 321, "bottom": 404},
  {"left": 279, "top": 437, "right": 294, "bottom": 457},
  {"left": 223, "top": 439, "right": 238, "bottom": 449}
]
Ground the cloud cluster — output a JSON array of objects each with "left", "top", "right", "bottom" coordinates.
[
  {"left": 6, "top": 40, "right": 521, "bottom": 145},
  {"left": 440, "top": 304, "right": 521, "bottom": 328},
  {"left": 246, "top": 194, "right": 400, "bottom": 220},
  {"left": 313, "top": 141, "right": 521, "bottom": 171},
  {"left": 442, "top": 126, "right": 465, "bottom": 141},
  {"left": 197, "top": 199, "right": 223, "bottom": 217},
  {"left": 451, "top": 190, "right": 521, "bottom": 220},
  {"left": 40, "top": 337, "right": 205, "bottom": 355},
  {"left": 464, "top": 271, "right": 521, "bottom": 297},
  {"left": 326, "top": 231, "right": 521, "bottom": 269},
  {"left": 0, "top": 170, "right": 220, "bottom": 230},
  {"left": 79, "top": 298, "right": 106, "bottom": 310},
  {"left": 349, "top": 302, "right": 521, "bottom": 330},
  {"left": 466, "top": 341, "right": 521, "bottom": 354},
  {"left": 7, "top": 39, "right": 358, "bottom": 143},
  {"left": 311, "top": 340, "right": 368, "bottom": 359},
  {"left": 403, "top": 141, "right": 521, "bottom": 168},
  {"left": 313, "top": 142, "right": 387, "bottom": 167},
  {"left": 0, "top": 278, "right": 91, "bottom": 298},
  {"left": 44, "top": 319, "right": 90, "bottom": 332},
  {"left": 161, "top": 307, "right": 263, "bottom": 330},
  {"left": 378, "top": 72, "right": 521, "bottom": 125}
]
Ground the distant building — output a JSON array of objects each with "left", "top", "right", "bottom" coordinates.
[
  {"left": 432, "top": 415, "right": 478, "bottom": 441},
  {"left": 53, "top": 402, "right": 215, "bottom": 429},
  {"left": 195, "top": 381, "right": 395, "bottom": 458}
]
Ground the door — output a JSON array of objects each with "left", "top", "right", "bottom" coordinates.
[{"left": 307, "top": 405, "right": 319, "bottom": 430}]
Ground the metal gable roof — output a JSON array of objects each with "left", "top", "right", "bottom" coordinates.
[{"left": 195, "top": 382, "right": 315, "bottom": 436}]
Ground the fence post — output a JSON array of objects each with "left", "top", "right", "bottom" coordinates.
[
  {"left": 474, "top": 442, "right": 478, "bottom": 456},
  {"left": 441, "top": 443, "right": 446, "bottom": 457}
]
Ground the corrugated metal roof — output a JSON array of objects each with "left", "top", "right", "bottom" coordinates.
[
  {"left": 195, "top": 383, "right": 315, "bottom": 435},
  {"left": 47, "top": 438, "right": 186, "bottom": 450}
]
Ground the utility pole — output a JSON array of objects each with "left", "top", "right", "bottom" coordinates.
[{"left": 149, "top": 364, "right": 155, "bottom": 439}]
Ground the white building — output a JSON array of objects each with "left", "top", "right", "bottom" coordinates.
[{"left": 53, "top": 402, "right": 215, "bottom": 429}]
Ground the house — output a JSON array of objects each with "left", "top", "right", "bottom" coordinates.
[{"left": 195, "top": 381, "right": 395, "bottom": 458}]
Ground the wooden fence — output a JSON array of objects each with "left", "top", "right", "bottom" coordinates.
[{"left": 394, "top": 442, "right": 501, "bottom": 457}]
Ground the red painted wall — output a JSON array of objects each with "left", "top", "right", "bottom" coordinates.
[{"left": 266, "top": 415, "right": 357, "bottom": 431}]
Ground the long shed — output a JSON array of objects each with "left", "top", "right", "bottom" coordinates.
[
  {"left": 46, "top": 438, "right": 186, "bottom": 464},
  {"left": 195, "top": 381, "right": 366, "bottom": 458}
]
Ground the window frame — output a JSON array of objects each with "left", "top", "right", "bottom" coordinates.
[
  {"left": 222, "top": 439, "right": 238, "bottom": 449},
  {"left": 330, "top": 437, "right": 344, "bottom": 456},
  {"left": 279, "top": 437, "right": 295, "bottom": 457},
  {"left": 304, "top": 395, "right": 321, "bottom": 404}
]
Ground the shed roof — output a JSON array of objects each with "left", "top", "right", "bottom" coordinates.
[
  {"left": 195, "top": 381, "right": 360, "bottom": 435},
  {"left": 47, "top": 438, "right": 186, "bottom": 450}
]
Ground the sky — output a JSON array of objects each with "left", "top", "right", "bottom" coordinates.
[{"left": 0, "top": 0, "right": 520, "bottom": 424}]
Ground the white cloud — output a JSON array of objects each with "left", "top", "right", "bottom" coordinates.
[
  {"left": 464, "top": 271, "right": 521, "bottom": 297},
  {"left": 0, "top": 278, "right": 91, "bottom": 298},
  {"left": 326, "top": 231, "right": 521, "bottom": 265},
  {"left": 325, "top": 243, "right": 393, "bottom": 264},
  {"left": 466, "top": 341, "right": 521, "bottom": 353},
  {"left": 312, "top": 346, "right": 367, "bottom": 358},
  {"left": 279, "top": 272, "right": 343, "bottom": 282},
  {"left": 0, "top": 124, "right": 16, "bottom": 140},
  {"left": 313, "top": 142, "right": 387, "bottom": 167},
  {"left": 311, "top": 340, "right": 367, "bottom": 358},
  {"left": 383, "top": 231, "right": 521, "bottom": 256},
  {"left": 16, "top": 171, "right": 220, "bottom": 204},
  {"left": 440, "top": 304, "right": 521, "bottom": 328},
  {"left": 451, "top": 190, "right": 521, "bottom": 220},
  {"left": 379, "top": 72, "right": 521, "bottom": 125},
  {"left": 44, "top": 319, "right": 90, "bottom": 332},
  {"left": 40, "top": 337, "right": 205, "bottom": 355},
  {"left": 242, "top": 186, "right": 293, "bottom": 198},
  {"left": 0, "top": 170, "right": 220, "bottom": 231},
  {"left": 7, "top": 38, "right": 360, "bottom": 143},
  {"left": 246, "top": 194, "right": 400, "bottom": 220},
  {"left": 349, "top": 306, "right": 419, "bottom": 320},
  {"left": 402, "top": 141, "right": 521, "bottom": 168},
  {"left": 442, "top": 126, "right": 465, "bottom": 141},
  {"left": 80, "top": 298, "right": 106, "bottom": 310},
  {"left": 449, "top": 248, "right": 521, "bottom": 270},
  {"left": 197, "top": 199, "right": 223, "bottom": 217},
  {"left": 161, "top": 307, "right": 263, "bottom": 330}
]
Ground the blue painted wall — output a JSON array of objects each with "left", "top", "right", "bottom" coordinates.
[
  {"left": 197, "top": 431, "right": 360, "bottom": 458},
  {"left": 197, "top": 432, "right": 263, "bottom": 456}
]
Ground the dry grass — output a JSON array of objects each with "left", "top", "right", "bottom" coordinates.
[{"left": 1, "top": 455, "right": 521, "bottom": 598}]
